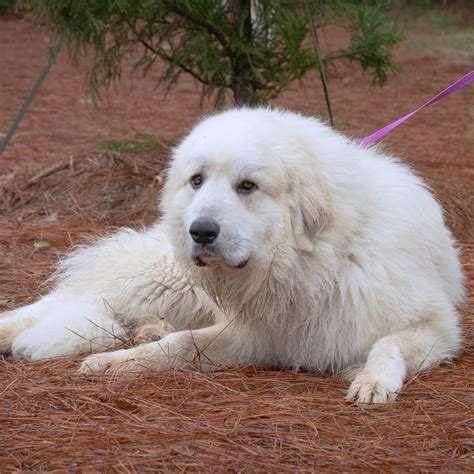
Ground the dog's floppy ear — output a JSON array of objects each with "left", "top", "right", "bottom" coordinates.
[{"left": 289, "top": 179, "right": 330, "bottom": 253}]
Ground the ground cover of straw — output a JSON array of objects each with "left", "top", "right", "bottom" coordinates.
[{"left": 0, "top": 5, "right": 473, "bottom": 471}]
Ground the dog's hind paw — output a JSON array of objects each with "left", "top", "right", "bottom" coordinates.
[
  {"left": 0, "top": 313, "right": 35, "bottom": 355},
  {"left": 0, "top": 322, "right": 14, "bottom": 354},
  {"left": 134, "top": 320, "right": 174, "bottom": 345}
]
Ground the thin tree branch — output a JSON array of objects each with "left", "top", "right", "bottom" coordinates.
[
  {"left": 304, "top": 0, "right": 334, "bottom": 128},
  {"left": 126, "top": 20, "right": 211, "bottom": 87},
  {"left": 324, "top": 48, "right": 365, "bottom": 63},
  {"left": 162, "top": 0, "right": 231, "bottom": 54}
]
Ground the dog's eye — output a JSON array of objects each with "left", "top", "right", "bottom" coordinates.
[
  {"left": 190, "top": 174, "right": 203, "bottom": 189},
  {"left": 238, "top": 180, "right": 258, "bottom": 194}
]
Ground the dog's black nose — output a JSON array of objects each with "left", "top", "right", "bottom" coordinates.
[{"left": 189, "top": 217, "right": 220, "bottom": 246}]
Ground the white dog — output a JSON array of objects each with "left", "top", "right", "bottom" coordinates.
[{"left": 0, "top": 108, "right": 464, "bottom": 403}]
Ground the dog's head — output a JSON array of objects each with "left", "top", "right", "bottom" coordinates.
[{"left": 161, "top": 108, "right": 334, "bottom": 273}]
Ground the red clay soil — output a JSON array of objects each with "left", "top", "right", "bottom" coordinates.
[{"left": 0, "top": 6, "right": 473, "bottom": 472}]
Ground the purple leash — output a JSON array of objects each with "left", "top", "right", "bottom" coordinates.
[{"left": 360, "top": 70, "right": 474, "bottom": 148}]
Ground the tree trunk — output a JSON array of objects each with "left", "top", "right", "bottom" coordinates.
[
  {"left": 232, "top": 79, "right": 255, "bottom": 106},
  {"left": 226, "top": 0, "right": 257, "bottom": 106}
]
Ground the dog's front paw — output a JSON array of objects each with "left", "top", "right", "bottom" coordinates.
[
  {"left": 346, "top": 370, "right": 400, "bottom": 404},
  {"left": 79, "top": 350, "right": 142, "bottom": 375},
  {"left": 79, "top": 353, "right": 114, "bottom": 375},
  {"left": 79, "top": 346, "right": 170, "bottom": 375}
]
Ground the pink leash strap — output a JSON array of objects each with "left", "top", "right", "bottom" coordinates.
[{"left": 359, "top": 70, "right": 474, "bottom": 148}]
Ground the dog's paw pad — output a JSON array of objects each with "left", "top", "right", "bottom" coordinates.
[{"left": 346, "top": 372, "right": 398, "bottom": 404}]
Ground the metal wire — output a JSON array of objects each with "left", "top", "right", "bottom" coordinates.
[{"left": 0, "top": 41, "right": 63, "bottom": 155}]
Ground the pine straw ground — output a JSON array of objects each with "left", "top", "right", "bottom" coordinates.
[{"left": 0, "top": 147, "right": 472, "bottom": 472}]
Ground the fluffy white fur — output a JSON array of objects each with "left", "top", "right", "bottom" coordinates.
[{"left": 0, "top": 108, "right": 463, "bottom": 403}]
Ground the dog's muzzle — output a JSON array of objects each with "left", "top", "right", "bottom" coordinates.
[{"left": 188, "top": 217, "right": 249, "bottom": 269}]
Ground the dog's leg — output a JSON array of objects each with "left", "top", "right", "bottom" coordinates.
[
  {"left": 346, "top": 307, "right": 461, "bottom": 403},
  {"left": 79, "top": 323, "right": 258, "bottom": 375},
  {"left": 0, "top": 292, "right": 126, "bottom": 360},
  {"left": 1, "top": 224, "right": 217, "bottom": 360}
]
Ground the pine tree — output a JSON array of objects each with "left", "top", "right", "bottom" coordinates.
[{"left": 29, "top": 0, "right": 402, "bottom": 107}]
